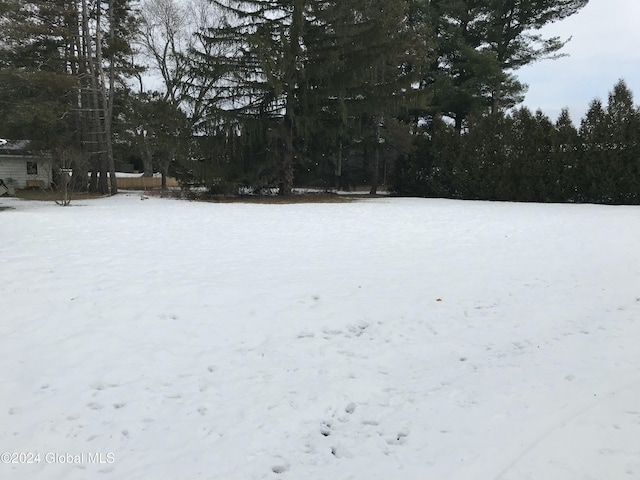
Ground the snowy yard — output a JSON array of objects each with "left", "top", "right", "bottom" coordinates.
[{"left": 1, "top": 193, "right": 640, "bottom": 480}]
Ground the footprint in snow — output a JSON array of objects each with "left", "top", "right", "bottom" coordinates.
[
  {"left": 322, "top": 328, "right": 343, "bottom": 337},
  {"left": 271, "top": 456, "right": 289, "bottom": 474},
  {"left": 386, "top": 427, "right": 410, "bottom": 445},
  {"left": 91, "top": 382, "right": 118, "bottom": 391},
  {"left": 330, "top": 444, "right": 351, "bottom": 458},
  {"left": 320, "top": 421, "right": 332, "bottom": 437},
  {"left": 346, "top": 323, "right": 369, "bottom": 337}
]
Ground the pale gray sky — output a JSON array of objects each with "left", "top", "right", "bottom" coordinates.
[{"left": 517, "top": 0, "right": 640, "bottom": 124}]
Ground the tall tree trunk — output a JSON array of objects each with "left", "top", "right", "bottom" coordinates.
[
  {"left": 94, "top": 0, "right": 117, "bottom": 195},
  {"left": 140, "top": 136, "right": 154, "bottom": 176},
  {"left": 80, "top": 0, "right": 117, "bottom": 195},
  {"left": 278, "top": 0, "right": 303, "bottom": 196},
  {"left": 369, "top": 147, "right": 380, "bottom": 195},
  {"left": 67, "top": 0, "right": 88, "bottom": 191},
  {"left": 491, "top": 85, "right": 501, "bottom": 116},
  {"left": 105, "top": 0, "right": 117, "bottom": 195},
  {"left": 279, "top": 125, "right": 294, "bottom": 196},
  {"left": 335, "top": 142, "right": 343, "bottom": 189},
  {"left": 454, "top": 113, "right": 464, "bottom": 134},
  {"left": 369, "top": 119, "right": 381, "bottom": 195},
  {"left": 81, "top": 0, "right": 108, "bottom": 193}
]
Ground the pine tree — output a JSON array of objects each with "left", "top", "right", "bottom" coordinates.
[
  {"left": 553, "top": 108, "right": 579, "bottom": 200},
  {"left": 507, "top": 107, "right": 540, "bottom": 201},
  {"left": 578, "top": 83, "right": 640, "bottom": 204},
  {"left": 460, "top": 112, "right": 511, "bottom": 199},
  {"left": 604, "top": 80, "right": 640, "bottom": 203},
  {"left": 310, "top": 1, "right": 426, "bottom": 193},
  {"left": 191, "top": 0, "right": 425, "bottom": 194},
  {"left": 188, "top": 0, "right": 305, "bottom": 194},
  {"left": 424, "top": 0, "right": 502, "bottom": 132},
  {"left": 579, "top": 98, "right": 610, "bottom": 202},
  {"left": 0, "top": 0, "right": 77, "bottom": 144},
  {"left": 483, "top": 0, "right": 589, "bottom": 114}
]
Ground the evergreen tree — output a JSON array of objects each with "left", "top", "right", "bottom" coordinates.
[
  {"left": 191, "top": 0, "right": 425, "bottom": 194},
  {"left": 189, "top": 0, "right": 307, "bottom": 195},
  {"left": 411, "top": 0, "right": 587, "bottom": 133},
  {"left": 533, "top": 109, "right": 562, "bottom": 201},
  {"left": 579, "top": 98, "right": 610, "bottom": 202},
  {"left": 424, "top": 0, "right": 502, "bottom": 132},
  {"left": 483, "top": 0, "right": 589, "bottom": 114},
  {"left": 305, "top": 0, "right": 427, "bottom": 193},
  {"left": 0, "top": 0, "right": 77, "bottom": 145},
  {"left": 603, "top": 80, "right": 640, "bottom": 203},
  {"left": 506, "top": 107, "right": 538, "bottom": 201},
  {"left": 459, "top": 112, "right": 511, "bottom": 199},
  {"left": 553, "top": 108, "right": 579, "bottom": 200},
  {"left": 390, "top": 118, "right": 457, "bottom": 197}
]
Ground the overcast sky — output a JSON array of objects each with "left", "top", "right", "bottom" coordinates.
[{"left": 517, "top": 0, "right": 640, "bottom": 124}]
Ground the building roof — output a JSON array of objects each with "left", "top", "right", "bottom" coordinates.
[{"left": 0, "top": 139, "right": 34, "bottom": 156}]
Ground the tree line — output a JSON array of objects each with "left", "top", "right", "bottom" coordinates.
[
  {"left": 394, "top": 80, "right": 640, "bottom": 204},
  {"left": 3, "top": 0, "right": 617, "bottom": 201}
]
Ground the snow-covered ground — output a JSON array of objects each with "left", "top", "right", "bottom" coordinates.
[{"left": 1, "top": 193, "right": 640, "bottom": 480}]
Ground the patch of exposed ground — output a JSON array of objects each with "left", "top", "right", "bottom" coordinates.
[
  {"left": 151, "top": 189, "right": 389, "bottom": 204},
  {"left": 14, "top": 189, "right": 106, "bottom": 201}
]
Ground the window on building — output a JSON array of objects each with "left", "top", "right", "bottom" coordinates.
[{"left": 27, "top": 161, "right": 38, "bottom": 175}]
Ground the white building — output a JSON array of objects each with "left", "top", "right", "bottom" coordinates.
[{"left": 0, "top": 139, "right": 52, "bottom": 191}]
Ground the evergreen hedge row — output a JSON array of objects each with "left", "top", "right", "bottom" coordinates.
[{"left": 392, "top": 81, "right": 640, "bottom": 204}]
